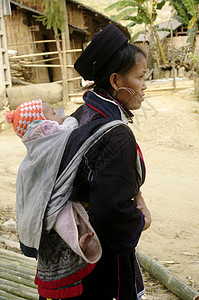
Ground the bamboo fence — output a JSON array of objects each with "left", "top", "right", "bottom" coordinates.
[
  {"left": 9, "top": 45, "right": 83, "bottom": 98},
  {"left": 9, "top": 49, "right": 82, "bottom": 60}
]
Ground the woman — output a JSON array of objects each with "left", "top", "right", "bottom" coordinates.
[{"left": 37, "top": 24, "right": 151, "bottom": 300}]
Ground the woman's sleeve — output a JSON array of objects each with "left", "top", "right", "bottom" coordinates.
[{"left": 87, "top": 125, "right": 145, "bottom": 255}]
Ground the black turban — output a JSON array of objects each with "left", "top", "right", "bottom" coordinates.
[{"left": 74, "top": 24, "right": 129, "bottom": 81}]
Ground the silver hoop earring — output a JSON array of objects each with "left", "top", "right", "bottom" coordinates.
[
  {"left": 118, "top": 87, "right": 138, "bottom": 101},
  {"left": 112, "top": 90, "right": 117, "bottom": 98}
]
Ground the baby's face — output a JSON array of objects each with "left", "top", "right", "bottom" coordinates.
[{"left": 42, "top": 103, "right": 64, "bottom": 124}]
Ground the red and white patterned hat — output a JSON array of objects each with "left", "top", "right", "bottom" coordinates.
[{"left": 5, "top": 99, "right": 46, "bottom": 138}]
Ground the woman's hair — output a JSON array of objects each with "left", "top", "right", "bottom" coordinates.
[{"left": 94, "top": 43, "right": 146, "bottom": 91}]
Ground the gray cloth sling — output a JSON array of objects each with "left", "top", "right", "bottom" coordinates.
[{"left": 16, "top": 120, "right": 125, "bottom": 251}]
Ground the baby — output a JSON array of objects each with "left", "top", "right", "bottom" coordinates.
[
  {"left": 6, "top": 99, "right": 101, "bottom": 259},
  {"left": 6, "top": 99, "right": 77, "bottom": 140}
]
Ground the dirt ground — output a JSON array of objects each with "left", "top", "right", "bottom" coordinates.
[{"left": 0, "top": 80, "right": 199, "bottom": 299}]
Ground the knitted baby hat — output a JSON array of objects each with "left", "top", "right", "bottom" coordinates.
[{"left": 5, "top": 99, "right": 45, "bottom": 138}]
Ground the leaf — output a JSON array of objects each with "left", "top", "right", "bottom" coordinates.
[
  {"left": 138, "top": 12, "right": 151, "bottom": 24},
  {"left": 152, "top": 12, "right": 157, "bottom": 22},
  {"left": 127, "top": 21, "right": 137, "bottom": 27},
  {"left": 173, "top": 15, "right": 186, "bottom": 24},
  {"left": 181, "top": 0, "right": 197, "bottom": 15},
  {"left": 187, "top": 26, "right": 196, "bottom": 45},
  {"left": 123, "top": 15, "right": 137, "bottom": 21},
  {"left": 130, "top": 30, "right": 145, "bottom": 42},
  {"left": 110, "top": 7, "right": 137, "bottom": 20},
  {"left": 155, "top": 27, "right": 170, "bottom": 32},
  {"left": 105, "top": 0, "right": 138, "bottom": 12},
  {"left": 188, "top": 16, "right": 197, "bottom": 29},
  {"left": 173, "top": 1, "right": 190, "bottom": 24},
  {"left": 157, "top": 0, "right": 166, "bottom": 10}
]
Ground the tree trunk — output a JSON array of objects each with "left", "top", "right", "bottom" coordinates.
[
  {"left": 150, "top": 24, "right": 160, "bottom": 68},
  {"left": 150, "top": 18, "right": 166, "bottom": 65}
]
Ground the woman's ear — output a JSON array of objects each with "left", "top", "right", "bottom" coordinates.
[{"left": 109, "top": 73, "right": 120, "bottom": 92}]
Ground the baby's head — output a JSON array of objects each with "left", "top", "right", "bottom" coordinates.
[
  {"left": 42, "top": 102, "right": 64, "bottom": 125},
  {"left": 5, "top": 99, "right": 64, "bottom": 138}
]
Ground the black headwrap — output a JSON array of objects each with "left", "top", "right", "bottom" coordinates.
[{"left": 74, "top": 24, "right": 129, "bottom": 81}]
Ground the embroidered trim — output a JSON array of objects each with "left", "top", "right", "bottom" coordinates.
[
  {"left": 86, "top": 102, "right": 108, "bottom": 118},
  {"left": 35, "top": 263, "right": 96, "bottom": 289},
  {"left": 93, "top": 89, "right": 134, "bottom": 123},
  {"left": 38, "top": 281, "right": 83, "bottom": 299}
]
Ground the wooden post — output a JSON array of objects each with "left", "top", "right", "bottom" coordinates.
[
  {"left": 54, "top": 28, "right": 67, "bottom": 102},
  {"left": 61, "top": 31, "right": 69, "bottom": 102},
  {"left": 62, "top": 0, "right": 74, "bottom": 101},
  {"left": 171, "top": 19, "right": 176, "bottom": 92},
  {"left": 31, "top": 31, "right": 39, "bottom": 84}
]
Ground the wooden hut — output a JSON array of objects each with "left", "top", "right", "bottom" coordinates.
[{"left": 6, "top": 0, "right": 130, "bottom": 88}]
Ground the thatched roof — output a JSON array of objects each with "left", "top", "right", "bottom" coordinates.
[{"left": 135, "top": 19, "right": 182, "bottom": 42}]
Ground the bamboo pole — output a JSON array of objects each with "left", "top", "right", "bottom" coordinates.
[
  {"left": 61, "top": 31, "right": 69, "bottom": 102},
  {"left": 21, "top": 56, "right": 60, "bottom": 64},
  {"left": 23, "top": 64, "right": 63, "bottom": 67},
  {"left": 9, "top": 49, "right": 82, "bottom": 60},
  {"left": 62, "top": 0, "right": 74, "bottom": 100},
  {"left": 54, "top": 28, "right": 67, "bottom": 102},
  {"left": 67, "top": 76, "right": 81, "bottom": 82},
  {"left": 0, "top": 250, "right": 38, "bottom": 299},
  {"left": 32, "top": 31, "right": 39, "bottom": 84},
  {"left": 170, "top": 18, "right": 176, "bottom": 92},
  {"left": 145, "top": 85, "right": 193, "bottom": 92},
  {"left": 0, "top": 259, "right": 36, "bottom": 276},
  {"left": 0, "top": 248, "right": 35, "bottom": 262},
  {"left": 0, "top": 278, "right": 38, "bottom": 299},
  {"left": 0, "top": 289, "right": 28, "bottom": 300},
  {"left": 69, "top": 93, "right": 84, "bottom": 97},
  {"left": 0, "top": 266, "right": 35, "bottom": 282},
  {"left": 0, "top": 254, "right": 36, "bottom": 269},
  {"left": 137, "top": 249, "right": 199, "bottom": 300},
  {"left": 0, "top": 271, "right": 36, "bottom": 289},
  {"left": 8, "top": 39, "right": 58, "bottom": 47},
  {"left": 22, "top": 64, "right": 74, "bottom": 68}
]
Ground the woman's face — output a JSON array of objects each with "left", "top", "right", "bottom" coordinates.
[{"left": 113, "top": 54, "right": 147, "bottom": 110}]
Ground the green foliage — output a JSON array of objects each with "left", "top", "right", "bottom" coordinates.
[
  {"left": 189, "top": 52, "right": 199, "bottom": 64},
  {"left": 111, "top": 8, "right": 137, "bottom": 20},
  {"left": 187, "top": 26, "right": 196, "bottom": 44},
  {"left": 105, "top": 0, "right": 166, "bottom": 28},
  {"left": 105, "top": 0, "right": 167, "bottom": 65},
  {"left": 130, "top": 30, "right": 146, "bottom": 42},
  {"left": 155, "top": 26, "right": 170, "bottom": 32},
  {"left": 105, "top": 1, "right": 138, "bottom": 12},
  {"left": 170, "top": 0, "right": 199, "bottom": 49},
  {"left": 34, "top": 0, "right": 65, "bottom": 32},
  {"left": 157, "top": 0, "right": 166, "bottom": 10},
  {"left": 172, "top": 1, "right": 190, "bottom": 24},
  {"left": 181, "top": 0, "right": 198, "bottom": 15}
]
